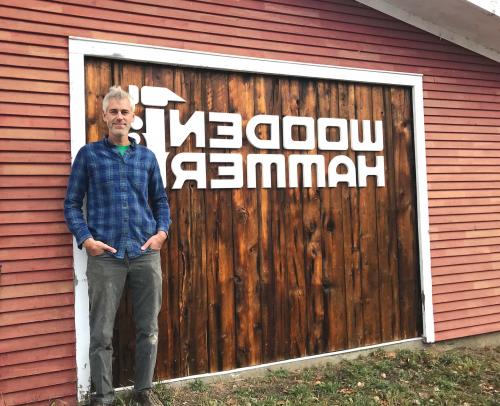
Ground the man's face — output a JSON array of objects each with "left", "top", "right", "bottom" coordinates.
[{"left": 102, "top": 98, "right": 135, "bottom": 138}]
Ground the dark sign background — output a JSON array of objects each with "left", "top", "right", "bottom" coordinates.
[{"left": 85, "top": 57, "right": 421, "bottom": 384}]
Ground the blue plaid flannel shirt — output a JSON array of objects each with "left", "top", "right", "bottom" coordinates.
[{"left": 64, "top": 137, "right": 171, "bottom": 259}]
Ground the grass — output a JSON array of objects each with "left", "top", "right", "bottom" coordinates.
[{"left": 116, "top": 345, "right": 499, "bottom": 405}]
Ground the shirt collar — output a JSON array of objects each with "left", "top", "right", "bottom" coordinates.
[{"left": 103, "top": 136, "right": 137, "bottom": 149}]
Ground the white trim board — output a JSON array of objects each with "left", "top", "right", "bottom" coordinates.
[
  {"left": 68, "top": 37, "right": 434, "bottom": 401},
  {"left": 356, "top": 0, "right": 500, "bottom": 63}
]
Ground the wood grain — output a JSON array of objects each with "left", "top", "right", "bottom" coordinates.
[{"left": 84, "top": 59, "right": 421, "bottom": 386}]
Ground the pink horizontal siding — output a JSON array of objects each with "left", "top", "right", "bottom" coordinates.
[{"left": 1, "top": 0, "right": 499, "bottom": 403}]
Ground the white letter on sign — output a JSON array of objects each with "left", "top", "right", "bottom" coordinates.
[
  {"left": 170, "top": 110, "right": 205, "bottom": 148},
  {"left": 210, "top": 153, "right": 243, "bottom": 189},
  {"left": 357, "top": 155, "right": 385, "bottom": 187},
  {"left": 317, "top": 118, "right": 348, "bottom": 151},
  {"left": 288, "top": 155, "right": 326, "bottom": 188},
  {"left": 209, "top": 112, "right": 242, "bottom": 149},
  {"left": 141, "top": 86, "right": 185, "bottom": 106},
  {"left": 247, "top": 154, "right": 286, "bottom": 188},
  {"left": 142, "top": 108, "right": 168, "bottom": 187},
  {"left": 246, "top": 115, "right": 280, "bottom": 149},
  {"left": 283, "top": 116, "right": 315, "bottom": 150},
  {"left": 350, "top": 120, "right": 383, "bottom": 151},
  {"left": 328, "top": 155, "right": 357, "bottom": 187},
  {"left": 171, "top": 152, "right": 207, "bottom": 189}
]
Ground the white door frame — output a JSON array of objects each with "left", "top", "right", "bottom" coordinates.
[{"left": 68, "top": 36, "right": 434, "bottom": 400}]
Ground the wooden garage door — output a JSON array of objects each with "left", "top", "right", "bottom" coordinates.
[{"left": 84, "top": 57, "right": 421, "bottom": 385}]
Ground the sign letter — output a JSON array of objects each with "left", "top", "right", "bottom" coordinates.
[
  {"left": 288, "top": 155, "right": 326, "bottom": 188},
  {"left": 247, "top": 154, "right": 286, "bottom": 188},
  {"left": 170, "top": 110, "right": 206, "bottom": 148},
  {"left": 283, "top": 116, "right": 315, "bottom": 150},
  {"left": 142, "top": 108, "right": 168, "bottom": 187},
  {"left": 210, "top": 153, "right": 243, "bottom": 189},
  {"left": 246, "top": 115, "right": 280, "bottom": 149},
  {"left": 357, "top": 155, "right": 385, "bottom": 187},
  {"left": 317, "top": 118, "right": 348, "bottom": 151},
  {"left": 328, "top": 155, "right": 357, "bottom": 187},
  {"left": 350, "top": 120, "right": 383, "bottom": 151},
  {"left": 171, "top": 152, "right": 207, "bottom": 189},
  {"left": 209, "top": 112, "right": 242, "bottom": 149}
]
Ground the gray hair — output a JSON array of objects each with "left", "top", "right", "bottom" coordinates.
[{"left": 102, "top": 85, "right": 136, "bottom": 112}]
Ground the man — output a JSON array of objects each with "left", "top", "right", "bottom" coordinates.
[{"left": 64, "top": 86, "right": 170, "bottom": 406}]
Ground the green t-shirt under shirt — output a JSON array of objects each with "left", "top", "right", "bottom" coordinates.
[{"left": 116, "top": 145, "right": 130, "bottom": 156}]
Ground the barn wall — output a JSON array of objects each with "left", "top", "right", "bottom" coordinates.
[{"left": 1, "top": 0, "right": 500, "bottom": 404}]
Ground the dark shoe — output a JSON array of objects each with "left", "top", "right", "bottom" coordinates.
[{"left": 132, "top": 389, "right": 163, "bottom": 406}]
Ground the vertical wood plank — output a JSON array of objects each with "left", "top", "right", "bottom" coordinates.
[
  {"left": 280, "top": 78, "right": 307, "bottom": 358},
  {"left": 392, "top": 87, "right": 421, "bottom": 339},
  {"left": 271, "top": 79, "right": 289, "bottom": 361},
  {"left": 85, "top": 58, "right": 112, "bottom": 143},
  {"left": 203, "top": 71, "right": 234, "bottom": 372},
  {"left": 216, "top": 181, "right": 237, "bottom": 370},
  {"left": 339, "top": 82, "right": 364, "bottom": 348},
  {"left": 254, "top": 74, "right": 276, "bottom": 363},
  {"left": 320, "top": 80, "right": 348, "bottom": 351},
  {"left": 228, "top": 72, "right": 261, "bottom": 367},
  {"left": 172, "top": 67, "right": 193, "bottom": 376},
  {"left": 377, "top": 86, "right": 401, "bottom": 342},
  {"left": 149, "top": 64, "right": 178, "bottom": 379},
  {"left": 405, "top": 87, "right": 422, "bottom": 338},
  {"left": 191, "top": 70, "right": 209, "bottom": 373},
  {"left": 299, "top": 79, "right": 324, "bottom": 355},
  {"left": 203, "top": 71, "right": 220, "bottom": 372},
  {"left": 187, "top": 70, "right": 209, "bottom": 374},
  {"left": 207, "top": 72, "right": 237, "bottom": 371},
  {"left": 356, "top": 84, "right": 382, "bottom": 345}
]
